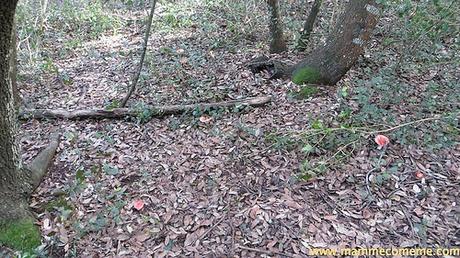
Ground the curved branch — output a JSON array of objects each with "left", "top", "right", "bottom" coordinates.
[{"left": 120, "top": 0, "right": 158, "bottom": 107}]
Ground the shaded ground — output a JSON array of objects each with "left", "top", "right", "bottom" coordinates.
[{"left": 15, "top": 0, "right": 459, "bottom": 257}]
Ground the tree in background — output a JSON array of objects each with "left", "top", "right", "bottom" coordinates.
[
  {"left": 267, "top": 0, "right": 287, "bottom": 53},
  {"left": 254, "top": 0, "right": 380, "bottom": 86},
  {"left": 297, "top": 0, "right": 322, "bottom": 51},
  {"left": 291, "top": 0, "right": 380, "bottom": 85},
  {"left": 0, "top": 0, "right": 59, "bottom": 252}
]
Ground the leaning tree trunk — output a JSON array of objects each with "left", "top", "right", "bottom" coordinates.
[
  {"left": 1, "top": 0, "right": 59, "bottom": 227},
  {"left": 291, "top": 0, "right": 380, "bottom": 85},
  {"left": 267, "top": 0, "right": 287, "bottom": 53}
]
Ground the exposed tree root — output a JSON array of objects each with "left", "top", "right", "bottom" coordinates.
[
  {"left": 26, "top": 132, "right": 60, "bottom": 191},
  {"left": 0, "top": 133, "right": 60, "bottom": 235},
  {"left": 19, "top": 96, "right": 272, "bottom": 120},
  {"left": 247, "top": 55, "right": 293, "bottom": 79}
]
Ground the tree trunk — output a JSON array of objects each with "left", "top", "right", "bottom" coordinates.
[
  {"left": 267, "top": 0, "right": 287, "bottom": 54},
  {"left": 297, "top": 0, "right": 322, "bottom": 51},
  {"left": 0, "top": 0, "right": 30, "bottom": 222},
  {"left": 1, "top": 0, "right": 59, "bottom": 227},
  {"left": 291, "top": 0, "right": 380, "bottom": 85}
]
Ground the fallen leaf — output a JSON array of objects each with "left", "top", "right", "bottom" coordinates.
[
  {"left": 133, "top": 199, "right": 145, "bottom": 211},
  {"left": 249, "top": 205, "right": 261, "bottom": 219},
  {"left": 199, "top": 116, "right": 212, "bottom": 123},
  {"left": 184, "top": 228, "right": 204, "bottom": 247},
  {"left": 415, "top": 171, "right": 424, "bottom": 179},
  {"left": 284, "top": 200, "right": 302, "bottom": 209},
  {"left": 412, "top": 184, "right": 421, "bottom": 194},
  {"left": 135, "top": 232, "right": 151, "bottom": 243}
]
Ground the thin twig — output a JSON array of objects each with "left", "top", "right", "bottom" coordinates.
[
  {"left": 400, "top": 205, "right": 420, "bottom": 241},
  {"left": 319, "top": 192, "right": 346, "bottom": 216},
  {"left": 364, "top": 117, "right": 442, "bottom": 134},
  {"left": 191, "top": 205, "right": 229, "bottom": 245},
  {"left": 120, "top": 0, "right": 158, "bottom": 107},
  {"left": 290, "top": 114, "right": 454, "bottom": 139},
  {"left": 237, "top": 245, "right": 295, "bottom": 257},
  {"left": 325, "top": 138, "right": 360, "bottom": 163}
]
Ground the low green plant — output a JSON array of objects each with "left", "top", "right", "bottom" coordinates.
[
  {"left": 134, "top": 102, "right": 157, "bottom": 123},
  {"left": 265, "top": 132, "right": 297, "bottom": 151},
  {"left": 44, "top": 196, "right": 73, "bottom": 212},
  {"left": 16, "top": 0, "right": 122, "bottom": 67},
  {"left": 40, "top": 57, "right": 58, "bottom": 74},
  {"left": 103, "top": 163, "right": 120, "bottom": 176},
  {"left": 104, "top": 99, "right": 121, "bottom": 110},
  {"left": 156, "top": 3, "right": 194, "bottom": 31}
]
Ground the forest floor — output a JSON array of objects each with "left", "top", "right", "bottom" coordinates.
[{"left": 15, "top": 0, "right": 459, "bottom": 257}]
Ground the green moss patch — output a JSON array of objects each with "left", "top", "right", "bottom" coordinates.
[
  {"left": 0, "top": 219, "right": 41, "bottom": 253},
  {"left": 291, "top": 66, "right": 321, "bottom": 85}
]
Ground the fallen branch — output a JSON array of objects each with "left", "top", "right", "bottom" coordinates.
[{"left": 19, "top": 96, "right": 272, "bottom": 120}]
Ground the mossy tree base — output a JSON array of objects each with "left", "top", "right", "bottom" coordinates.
[
  {"left": 291, "top": 67, "right": 322, "bottom": 85},
  {"left": 248, "top": 0, "right": 380, "bottom": 86},
  {"left": 0, "top": 134, "right": 60, "bottom": 252},
  {"left": 0, "top": 219, "right": 41, "bottom": 254}
]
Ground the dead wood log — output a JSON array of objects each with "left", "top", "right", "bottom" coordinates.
[{"left": 19, "top": 96, "right": 272, "bottom": 120}]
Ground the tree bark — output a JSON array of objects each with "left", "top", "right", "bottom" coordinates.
[
  {"left": 291, "top": 0, "right": 380, "bottom": 85},
  {"left": 1, "top": 0, "right": 60, "bottom": 225},
  {"left": 0, "top": 0, "right": 27, "bottom": 222},
  {"left": 297, "top": 0, "right": 322, "bottom": 51},
  {"left": 10, "top": 19, "right": 20, "bottom": 108},
  {"left": 267, "top": 0, "right": 287, "bottom": 53},
  {"left": 19, "top": 96, "right": 272, "bottom": 120}
]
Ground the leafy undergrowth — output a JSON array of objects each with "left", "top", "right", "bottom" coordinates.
[{"left": 11, "top": 0, "right": 460, "bottom": 257}]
